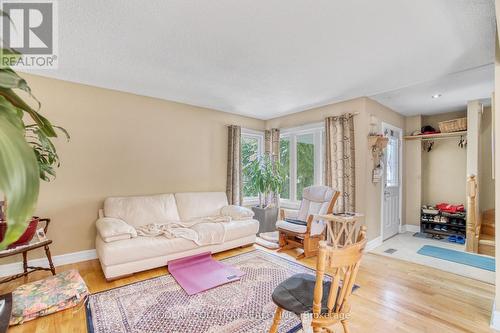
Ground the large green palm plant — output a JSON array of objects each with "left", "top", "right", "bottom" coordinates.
[
  {"left": 246, "top": 155, "right": 286, "bottom": 208},
  {"left": 0, "top": 53, "right": 68, "bottom": 249}
]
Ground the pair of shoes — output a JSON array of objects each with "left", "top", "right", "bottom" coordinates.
[
  {"left": 433, "top": 225, "right": 448, "bottom": 231},
  {"left": 448, "top": 235, "right": 465, "bottom": 244}
]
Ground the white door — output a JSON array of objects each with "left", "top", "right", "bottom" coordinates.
[{"left": 382, "top": 124, "right": 402, "bottom": 240}]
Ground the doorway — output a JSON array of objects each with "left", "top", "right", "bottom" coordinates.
[{"left": 381, "top": 123, "right": 403, "bottom": 240}]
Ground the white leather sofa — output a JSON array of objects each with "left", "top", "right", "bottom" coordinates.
[{"left": 95, "top": 192, "right": 259, "bottom": 280}]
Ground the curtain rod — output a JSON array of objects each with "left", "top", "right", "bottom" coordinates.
[{"left": 226, "top": 112, "right": 360, "bottom": 126}]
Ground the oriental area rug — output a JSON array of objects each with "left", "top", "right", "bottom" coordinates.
[{"left": 86, "top": 250, "right": 312, "bottom": 333}]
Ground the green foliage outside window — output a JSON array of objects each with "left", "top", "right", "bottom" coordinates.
[
  {"left": 296, "top": 141, "right": 314, "bottom": 200},
  {"left": 241, "top": 136, "right": 259, "bottom": 198},
  {"left": 279, "top": 139, "right": 290, "bottom": 199}
]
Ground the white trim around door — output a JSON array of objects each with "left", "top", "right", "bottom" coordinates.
[{"left": 380, "top": 122, "right": 403, "bottom": 241}]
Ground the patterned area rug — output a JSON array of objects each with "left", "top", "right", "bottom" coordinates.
[{"left": 86, "top": 250, "right": 312, "bottom": 333}]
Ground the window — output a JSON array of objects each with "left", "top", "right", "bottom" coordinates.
[
  {"left": 385, "top": 136, "right": 399, "bottom": 187},
  {"left": 279, "top": 123, "right": 324, "bottom": 204},
  {"left": 279, "top": 138, "right": 290, "bottom": 199},
  {"left": 296, "top": 133, "right": 315, "bottom": 201},
  {"left": 241, "top": 129, "right": 264, "bottom": 201}
]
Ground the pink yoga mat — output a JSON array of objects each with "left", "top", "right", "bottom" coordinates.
[{"left": 168, "top": 252, "right": 245, "bottom": 295}]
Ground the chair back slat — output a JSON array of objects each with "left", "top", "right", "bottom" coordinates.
[
  {"left": 313, "top": 230, "right": 366, "bottom": 325},
  {"left": 339, "top": 262, "right": 361, "bottom": 313},
  {"left": 326, "top": 268, "right": 340, "bottom": 314}
]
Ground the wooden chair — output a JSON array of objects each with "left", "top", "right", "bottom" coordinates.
[
  {"left": 276, "top": 186, "right": 340, "bottom": 258},
  {"left": 269, "top": 227, "right": 367, "bottom": 333}
]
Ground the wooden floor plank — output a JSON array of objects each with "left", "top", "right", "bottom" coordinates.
[{"left": 0, "top": 246, "right": 496, "bottom": 333}]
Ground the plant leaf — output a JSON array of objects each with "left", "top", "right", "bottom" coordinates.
[
  {"left": 0, "top": 109, "right": 40, "bottom": 250},
  {"left": 0, "top": 87, "right": 54, "bottom": 137}
]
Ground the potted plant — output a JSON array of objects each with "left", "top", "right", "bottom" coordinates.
[
  {"left": 0, "top": 42, "right": 69, "bottom": 249},
  {"left": 246, "top": 155, "right": 286, "bottom": 233}
]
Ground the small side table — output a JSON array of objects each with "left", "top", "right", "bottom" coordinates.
[
  {"left": 318, "top": 213, "right": 364, "bottom": 248},
  {"left": 0, "top": 218, "right": 55, "bottom": 284}
]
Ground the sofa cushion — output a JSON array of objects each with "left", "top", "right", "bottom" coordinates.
[
  {"left": 175, "top": 192, "right": 228, "bottom": 221},
  {"left": 97, "top": 219, "right": 259, "bottom": 266},
  {"left": 104, "top": 194, "right": 180, "bottom": 227}
]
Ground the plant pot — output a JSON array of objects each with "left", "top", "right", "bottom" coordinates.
[
  {"left": 0, "top": 217, "right": 39, "bottom": 249},
  {"left": 251, "top": 206, "right": 279, "bottom": 234}
]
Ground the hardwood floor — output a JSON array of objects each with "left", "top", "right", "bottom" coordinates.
[{"left": 0, "top": 246, "right": 496, "bottom": 333}]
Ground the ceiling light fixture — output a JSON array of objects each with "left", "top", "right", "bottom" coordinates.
[{"left": 432, "top": 94, "right": 442, "bottom": 99}]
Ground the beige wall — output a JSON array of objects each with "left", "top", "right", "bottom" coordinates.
[
  {"left": 266, "top": 97, "right": 405, "bottom": 241},
  {"left": 479, "top": 106, "right": 495, "bottom": 212},
  {"left": 403, "top": 116, "right": 422, "bottom": 226},
  {"left": 13, "top": 74, "right": 264, "bottom": 262},
  {"left": 421, "top": 111, "right": 467, "bottom": 206}
]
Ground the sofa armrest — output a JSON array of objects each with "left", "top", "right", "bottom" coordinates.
[
  {"left": 280, "top": 208, "right": 299, "bottom": 220},
  {"left": 96, "top": 217, "right": 137, "bottom": 243},
  {"left": 220, "top": 205, "right": 255, "bottom": 220}
]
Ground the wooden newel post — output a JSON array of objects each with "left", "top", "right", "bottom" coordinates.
[{"left": 466, "top": 175, "right": 478, "bottom": 252}]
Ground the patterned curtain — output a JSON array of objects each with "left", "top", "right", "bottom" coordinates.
[
  {"left": 226, "top": 125, "right": 242, "bottom": 205},
  {"left": 264, "top": 128, "right": 280, "bottom": 162},
  {"left": 325, "top": 114, "right": 355, "bottom": 213}
]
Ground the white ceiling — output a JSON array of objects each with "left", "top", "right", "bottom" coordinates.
[
  {"left": 26, "top": 0, "right": 495, "bottom": 119},
  {"left": 370, "top": 64, "right": 494, "bottom": 115}
]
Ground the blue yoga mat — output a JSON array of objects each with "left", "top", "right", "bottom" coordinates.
[{"left": 417, "top": 245, "right": 495, "bottom": 272}]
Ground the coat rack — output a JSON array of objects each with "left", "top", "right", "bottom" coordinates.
[{"left": 403, "top": 130, "right": 468, "bottom": 152}]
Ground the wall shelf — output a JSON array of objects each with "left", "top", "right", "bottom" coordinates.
[{"left": 404, "top": 131, "right": 467, "bottom": 141}]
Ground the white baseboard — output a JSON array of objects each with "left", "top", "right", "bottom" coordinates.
[
  {"left": 0, "top": 249, "right": 97, "bottom": 277},
  {"left": 366, "top": 236, "right": 382, "bottom": 251},
  {"left": 491, "top": 303, "right": 500, "bottom": 330},
  {"left": 399, "top": 224, "right": 420, "bottom": 233}
]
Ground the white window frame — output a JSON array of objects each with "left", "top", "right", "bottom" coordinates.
[
  {"left": 280, "top": 122, "right": 324, "bottom": 208},
  {"left": 241, "top": 128, "right": 264, "bottom": 206}
]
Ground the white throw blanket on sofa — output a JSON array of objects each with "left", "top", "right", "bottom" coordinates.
[{"left": 135, "top": 216, "right": 232, "bottom": 246}]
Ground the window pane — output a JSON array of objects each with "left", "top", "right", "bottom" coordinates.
[
  {"left": 297, "top": 133, "right": 314, "bottom": 201},
  {"left": 279, "top": 138, "right": 290, "bottom": 199},
  {"left": 386, "top": 137, "right": 399, "bottom": 187},
  {"left": 241, "top": 136, "right": 259, "bottom": 198}
]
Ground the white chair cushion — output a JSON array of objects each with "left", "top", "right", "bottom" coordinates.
[
  {"left": 276, "top": 220, "right": 307, "bottom": 234},
  {"left": 276, "top": 219, "right": 326, "bottom": 236},
  {"left": 175, "top": 192, "right": 228, "bottom": 221},
  {"left": 297, "top": 186, "right": 335, "bottom": 221},
  {"left": 104, "top": 194, "right": 180, "bottom": 227}
]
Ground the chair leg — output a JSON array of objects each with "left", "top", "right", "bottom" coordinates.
[
  {"left": 341, "top": 320, "right": 350, "bottom": 333},
  {"left": 302, "top": 237, "right": 319, "bottom": 258},
  {"left": 277, "top": 232, "right": 297, "bottom": 253},
  {"left": 278, "top": 231, "right": 286, "bottom": 247},
  {"left": 269, "top": 307, "right": 283, "bottom": 333}
]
